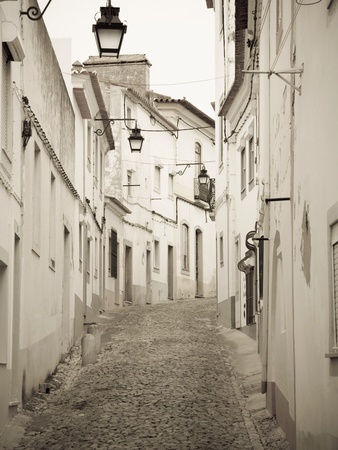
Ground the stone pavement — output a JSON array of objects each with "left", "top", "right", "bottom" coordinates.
[{"left": 0, "top": 298, "right": 290, "bottom": 450}]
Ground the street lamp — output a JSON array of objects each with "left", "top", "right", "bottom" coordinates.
[
  {"left": 94, "top": 118, "right": 144, "bottom": 152},
  {"left": 176, "top": 163, "right": 210, "bottom": 186},
  {"left": 197, "top": 166, "right": 210, "bottom": 186},
  {"left": 93, "top": 1, "right": 127, "bottom": 58},
  {"left": 128, "top": 124, "right": 144, "bottom": 153}
]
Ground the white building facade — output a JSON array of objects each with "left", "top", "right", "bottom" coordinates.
[
  {"left": 83, "top": 55, "right": 217, "bottom": 307},
  {"left": 208, "top": 0, "right": 338, "bottom": 448},
  {"left": 0, "top": 1, "right": 110, "bottom": 433}
]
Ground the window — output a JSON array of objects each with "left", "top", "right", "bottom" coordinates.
[
  {"left": 127, "top": 170, "right": 132, "bottom": 196},
  {"left": 154, "top": 166, "right": 161, "bottom": 193},
  {"left": 79, "top": 224, "right": 83, "bottom": 272},
  {"left": 94, "top": 134, "right": 99, "bottom": 186},
  {"left": 248, "top": 137, "right": 255, "bottom": 184},
  {"left": 276, "top": 0, "right": 283, "bottom": 51},
  {"left": 110, "top": 229, "right": 118, "bottom": 278},
  {"left": 87, "top": 122, "right": 92, "bottom": 168},
  {"left": 241, "top": 147, "right": 246, "bottom": 194},
  {"left": 219, "top": 233, "right": 224, "bottom": 266},
  {"left": 94, "top": 236, "right": 98, "bottom": 278},
  {"left": 32, "top": 144, "right": 41, "bottom": 254},
  {"left": 331, "top": 223, "right": 338, "bottom": 352},
  {"left": 182, "top": 223, "right": 189, "bottom": 271},
  {"left": 168, "top": 174, "right": 174, "bottom": 198},
  {"left": 219, "top": 118, "right": 224, "bottom": 166},
  {"left": 195, "top": 142, "right": 202, "bottom": 177},
  {"left": 87, "top": 239, "right": 91, "bottom": 283},
  {"left": 154, "top": 239, "right": 160, "bottom": 270},
  {"left": 49, "top": 172, "right": 56, "bottom": 269},
  {"left": 100, "top": 146, "right": 103, "bottom": 194},
  {"left": 1, "top": 45, "right": 12, "bottom": 171}
]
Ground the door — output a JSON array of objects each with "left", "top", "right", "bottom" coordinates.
[
  {"left": 168, "top": 245, "right": 174, "bottom": 299},
  {"left": 124, "top": 245, "right": 132, "bottom": 305},
  {"left": 246, "top": 267, "right": 255, "bottom": 325},
  {"left": 195, "top": 230, "right": 203, "bottom": 297},
  {"left": 146, "top": 249, "right": 152, "bottom": 304},
  {"left": 62, "top": 226, "right": 71, "bottom": 356}
]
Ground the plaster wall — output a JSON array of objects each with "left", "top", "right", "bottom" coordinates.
[
  {"left": 291, "top": 3, "right": 338, "bottom": 448},
  {"left": 258, "top": 1, "right": 338, "bottom": 447}
]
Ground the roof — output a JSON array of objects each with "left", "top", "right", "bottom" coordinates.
[
  {"left": 83, "top": 54, "right": 152, "bottom": 67},
  {"left": 89, "top": 73, "right": 115, "bottom": 151},
  {"left": 154, "top": 98, "right": 215, "bottom": 127},
  {"left": 126, "top": 88, "right": 178, "bottom": 134},
  {"left": 71, "top": 64, "right": 115, "bottom": 150},
  {"left": 105, "top": 195, "right": 131, "bottom": 216}
]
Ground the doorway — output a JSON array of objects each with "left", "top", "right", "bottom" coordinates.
[
  {"left": 168, "top": 245, "right": 174, "bottom": 300},
  {"left": 195, "top": 230, "right": 203, "bottom": 297},
  {"left": 62, "top": 225, "right": 71, "bottom": 356},
  {"left": 146, "top": 249, "right": 152, "bottom": 304},
  {"left": 124, "top": 245, "right": 132, "bottom": 305}
]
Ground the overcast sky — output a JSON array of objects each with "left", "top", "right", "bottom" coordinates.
[{"left": 41, "top": 0, "right": 215, "bottom": 117}]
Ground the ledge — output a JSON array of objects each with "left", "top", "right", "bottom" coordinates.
[{"left": 325, "top": 352, "right": 338, "bottom": 359}]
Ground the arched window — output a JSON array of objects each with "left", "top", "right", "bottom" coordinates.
[{"left": 195, "top": 142, "right": 202, "bottom": 177}]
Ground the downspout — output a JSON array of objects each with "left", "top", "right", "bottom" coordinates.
[
  {"left": 290, "top": 0, "right": 297, "bottom": 427},
  {"left": 261, "top": 0, "right": 271, "bottom": 394}
]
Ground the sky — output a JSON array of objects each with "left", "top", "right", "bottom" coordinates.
[{"left": 41, "top": 0, "right": 216, "bottom": 117}]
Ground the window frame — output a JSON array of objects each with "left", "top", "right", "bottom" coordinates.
[
  {"left": 110, "top": 229, "right": 118, "bottom": 279},
  {"left": 327, "top": 222, "right": 338, "bottom": 357},
  {"left": 168, "top": 173, "right": 174, "bottom": 198},
  {"left": 32, "top": 143, "right": 42, "bottom": 255},
  {"left": 326, "top": 203, "right": 338, "bottom": 358},
  {"left": 219, "top": 232, "right": 224, "bottom": 267},
  {"left": 240, "top": 146, "right": 246, "bottom": 195},
  {"left": 154, "top": 239, "right": 160, "bottom": 271},
  {"left": 182, "top": 223, "right": 190, "bottom": 272},
  {"left": 248, "top": 136, "right": 255, "bottom": 186},
  {"left": 154, "top": 166, "right": 161, "bottom": 193},
  {"left": 1, "top": 44, "right": 12, "bottom": 170}
]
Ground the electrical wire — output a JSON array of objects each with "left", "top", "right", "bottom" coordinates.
[
  {"left": 70, "top": 70, "right": 234, "bottom": 89},
  {"left": 296, "top": 0, "right": 322, "bottom": 4},
  {"left": 270, "top": 3, "right": 302, "bottom": 72}
]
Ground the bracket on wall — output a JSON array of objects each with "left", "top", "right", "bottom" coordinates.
[
  {"left": 242, "top": 65, "right": 304, "bottom": 94},
  {"left": 265, "top": 197, "right": 290, "bottom": 204}
]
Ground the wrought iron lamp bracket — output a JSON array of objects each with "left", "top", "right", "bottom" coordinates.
[
  {"left": 175, "top": 162, "right": 206, "bottom": 176},
  {"left": 21, "top": 0, "right": 54, "bottom": 21},
  {"left": 94, "top": 118, "right": 135, "bottom": 136}
]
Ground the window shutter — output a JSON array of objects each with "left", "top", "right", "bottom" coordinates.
[
  {"left": 111, "top": 229, "right": 117, "bottom": 279},
  {"left": 259, "top": 238, "right": 264, "bottom": 299},
  {"left": 2, "top": 45, "right": 10, "bottom": 153},
  {"left": 333, "top": 242, "right": 338, "bottom": 345},
  {"left": 246, "top": 267, "right": 255, "bottom": 325}
]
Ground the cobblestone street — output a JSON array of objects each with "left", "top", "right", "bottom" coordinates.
[{"left": 0, "top": 298, "right": 289, "bottom": 450}]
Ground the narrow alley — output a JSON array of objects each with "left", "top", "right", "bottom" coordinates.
[{"left": 1, "top": 298, "right": 289, "bottom": 450}]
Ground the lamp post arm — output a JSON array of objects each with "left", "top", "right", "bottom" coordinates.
[
  {"left": 21, "top": 0, "right": 54, "bottom": 20},
  {"left": 175, "top": 162, "right": 206, "bottom": 176},
  {"left": 94, "top": 118, "right": 136, "bottom": 136}
]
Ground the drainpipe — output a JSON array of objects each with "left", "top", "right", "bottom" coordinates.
[
  {"left": 260, "top": 0, "right": 271, "bottom": 394},
  {"left": 290, "top": 0, "right": 297, "bottom": 426}
]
